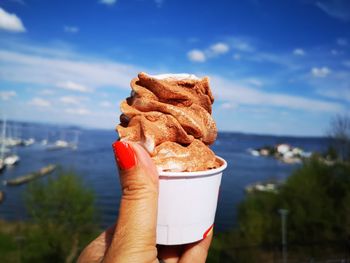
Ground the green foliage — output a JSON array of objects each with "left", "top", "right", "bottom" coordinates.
[
  {"left": 239, "top": 159, "right": 350, "bottom": 244},
  {"left": 281, "top": 159, "right": 350, "bottom": 242},
  {"left": 0, "top": 232, "right": 18, "bottom": 263},
  {"left": 0, "top": 232, "right": 16, "bottom": 253},
  {"left": 210, "top": 159, "right": 350, "bottom": 262},
  {"left": 237, "top": 192, "right": 280, "bottom": 245},
  {"left": 22, "top": 170, "right": 99, "bottom": 263},
  {"left": 325, "top": 145, "right": 338, "bottom": 160},
  {"left": 328, "top": 114, "right": 350, "bottom": 161}
]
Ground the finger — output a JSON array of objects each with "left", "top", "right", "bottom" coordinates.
[
  {"left": 104, "top": 141, "right": 159, "bottom": 263},
  {"left": 77, "top": 225, "right": 115, "bottom": 263},
  {"left": 157, "top": 244, "right": 183, "bottom": 263},
  {"left": 178, "top": 230, "right": 213, "bottom": 263}
]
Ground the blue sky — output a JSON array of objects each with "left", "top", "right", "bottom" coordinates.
[{"left": 0, "top": 0, "right": 349, "bottom": 136}]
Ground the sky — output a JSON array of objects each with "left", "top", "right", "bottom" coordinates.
[{"left": 0, "top": 0, "right": 349, "bottom": 136}]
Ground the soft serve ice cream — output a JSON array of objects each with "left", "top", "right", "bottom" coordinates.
[
  {"left": 116, "top": 72, "right": 221, "bottom": 172},
  {"left": 116, "top": 72, "right": 227, "bottom": 245}
]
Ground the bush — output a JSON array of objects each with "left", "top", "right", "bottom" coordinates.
[
  {"left": 210, "top": 159, "right": 350, "bottom": 262},
  {"left": 22, "top": 170, "right": 99, "bottom": 263}
]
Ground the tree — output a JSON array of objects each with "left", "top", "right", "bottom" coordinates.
[
  {"left": 23, "top": 170, "right": 99, "bottom": 263},
  {"left": 208, "top": 159, "right": 350, "bottom": 262},
  {"left": 328, "top": 114, "right": 350, "bottom": 161}
]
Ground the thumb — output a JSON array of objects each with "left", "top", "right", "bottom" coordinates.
[{"left": 104, "top": 141, "right": 159, "bottom": 263}]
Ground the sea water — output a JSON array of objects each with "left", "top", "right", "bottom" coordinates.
[{"left": 0, "top": 122, "right": 330, "bottom": 232}]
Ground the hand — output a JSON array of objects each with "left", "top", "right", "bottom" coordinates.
[{"left": 78, "top": 141, "right": 213, "bottom": 263}]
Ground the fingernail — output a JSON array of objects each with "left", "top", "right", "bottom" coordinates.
[
  {"left": 112, "top": 141, "right": 136, "bottom": 170},
  {"left": 203, "top": 224, "right": 214, "bottom": 239}
]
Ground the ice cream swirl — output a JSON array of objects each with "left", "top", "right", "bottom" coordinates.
[{"left": 116, "top": 72, "right": 220, "bottom": 172}]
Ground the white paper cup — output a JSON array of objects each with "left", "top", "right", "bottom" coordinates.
[{"left": 156, "top": 156, "right": 227, "bottom": 245}]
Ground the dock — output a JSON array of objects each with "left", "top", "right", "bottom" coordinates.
[{"left": 3, "top": 164, "right": 57, "bottom": 186}]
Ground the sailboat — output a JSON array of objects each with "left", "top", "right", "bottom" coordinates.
[
  {"left": 23, "top": 138, "right": 35, "bottom": 146},
  {"left": 70, "top": 130, "right": 80, "bottom": 150},
  {"left": 4, "top": 154, "right": 20, "bottom": 166},
  {"left": 4, "top": 123, "right": 22, "bottom": 147},
  {"left": 1, "top": 120, "right": 20, "bottom": 167},
  {"left": 47, "top": 130, "right": 79, "bottom": 150},
  {"left": 6, "top": 123, "right": 20, "bottom": 166},
  {"left": 0, "top": 119, "right": 7, "bottom": 172}
]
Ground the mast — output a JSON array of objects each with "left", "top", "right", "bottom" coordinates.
[{"left": 0, "top": 117, "right": 6, "bottom": 160}]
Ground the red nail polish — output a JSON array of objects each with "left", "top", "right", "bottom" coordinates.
[
  {"left": 112, "top": 141, "right": 136, "bottom": 170},
  {"left": 203, "top": 224, "right": 214, "bottom": 239}
]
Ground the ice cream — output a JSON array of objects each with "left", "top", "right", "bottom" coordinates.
[{"left": 116, "top": 72, "right": 221, "bottom": 172}]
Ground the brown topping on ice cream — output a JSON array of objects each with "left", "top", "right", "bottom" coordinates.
[
  {"left": 153, "top": 140, "right": 221, "bottom": 172},
  {"left": 116, "top": 72, "right": 219, "bottom": 172}
]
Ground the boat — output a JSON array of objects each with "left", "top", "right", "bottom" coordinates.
[
  {"left": 2, "top": 123, "right": 23, "bottom": 147},
  {"left": 41, "top": 129, "right": 49, "bottom": 146},
  {"left": 23, "top": 138, "right": 35, "bottom": 146},
  {"left": 245, "top": 181, "right": 280, "bottom": 194},
  {"left": 47, "top": 139, "right": 70, "bottom": 150},
  {"left": 3, "top": 164, "right": 57, "bottom": 186},
  {"left": 249, "top": 149, "right": 260, "bottom": 156},
  {"left": 70, "top": 130, "right": 79, "bottom": 150},
  {"left": 0, "top": 120, "right": 20, "bottom": 167},
  {"left": 4, "top": 137, "right": 22, "bottom": 147},
  {"left": 0, "top": 160, "right": 4, "bottom": 173},
  {"left": 4, "top": 154, "right": 20, "bottom": 166},
  {"left": 0, "top": 118, "right": 6, "bottom": 172},
  {"left": 46, "top": 130, "right": 79, "bottom": 150}
]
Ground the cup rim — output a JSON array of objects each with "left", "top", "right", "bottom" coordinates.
[{"left": 158, "top": 156, "right": 227, "bottom": 177}]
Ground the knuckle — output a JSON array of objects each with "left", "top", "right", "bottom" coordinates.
[
  {"left": 119, "top": 167, "right": 158, "bottom": 200},
  {"left": 121, "top": 177, "right": 157, "bottom": 201}
]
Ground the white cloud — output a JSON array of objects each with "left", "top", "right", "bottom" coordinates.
[
  {"left": 337, "top": 38, "right": 348, "bottom": 46},
  {"left": 228, "top": 38, "right": 255, "bottom": 52},
  {"left": 343, "top": 60, "right": 350, "bottom": 68},
  {"left": 64, "top": 26, "right": 79, "bottom": 33},
  {"left": 308, "top": 69, "right": 350, "bottom": 103},
  {"left": 233, "top": 53, "right": 241, "bottom": 60},
  {"left": 211, "top": 75, "right": 343, "bottom": 113},
  {"left": 293, "top": 48, "right": 305, "bottom": 56},
  {"left": 246, "top": 52, "right": 299, "bottom": 69},
  {"left": 59, "top": 96, "right": 81, "bottom": 105},
  {"left": 0, "top": 90, "right": 16, "bottom": 100},
  {"left": 99, "top": 0, "right": 117, "bottom": 5},
  {"left": 331, "top": 49, "right": 339, "bottom": 55},
  {"left": 29, "top": 97, "right": 51, "bottom": 107},
  {"left": 234, "top": 42, "right": 253, "bottom": 52},
  {"left": 187, "top": 39, "right": 255, "bottom": 62},
  {"left": 154, "top": 0, "right": 164, "bottom": 7},
  {"left": 220, "top": 102, "right": 237, "bottom": 110},
  {"left": 100, "top": 101, "right": 113, "bottom": 107},
  {"left": 316, "top": 88, "right": 350, "bottom": 103},
  {"left": 210, "top": 43, "right": 229, "bottom": 55},
  {"left": 315, "top": 0, "right": 350, "bottom": 21},
  {"left": 39, "top": 89, "right": 55, "bottom": 95},
  {"left": 0, "top": 7, "right": 26, "bottom": 32},
  {"left": 0, "top": 49, "right": 141, "bottom": 91},
  {"left": 1, "top": 38, "right": 346, "bottom": 133},
  {"left": 188, "top": 42, "right": 229, "bottom": 62},
  {"left": 65, "top": 108, "right": 90, "bottom": 115},
  {"left": 311, "top": 67, "right": 331, "bottom": 78},
  {"left": 187, "top": 49, "right": 206, "bottom": 62},
  {"left": 56, "top": 81, "right": 92, "bottom": 93},
  {"left": 9, "top": 0, "right": 26, "bottom": 5},
  {"left": 246, "top": 78, "right": 263, "bottom": 87}
]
